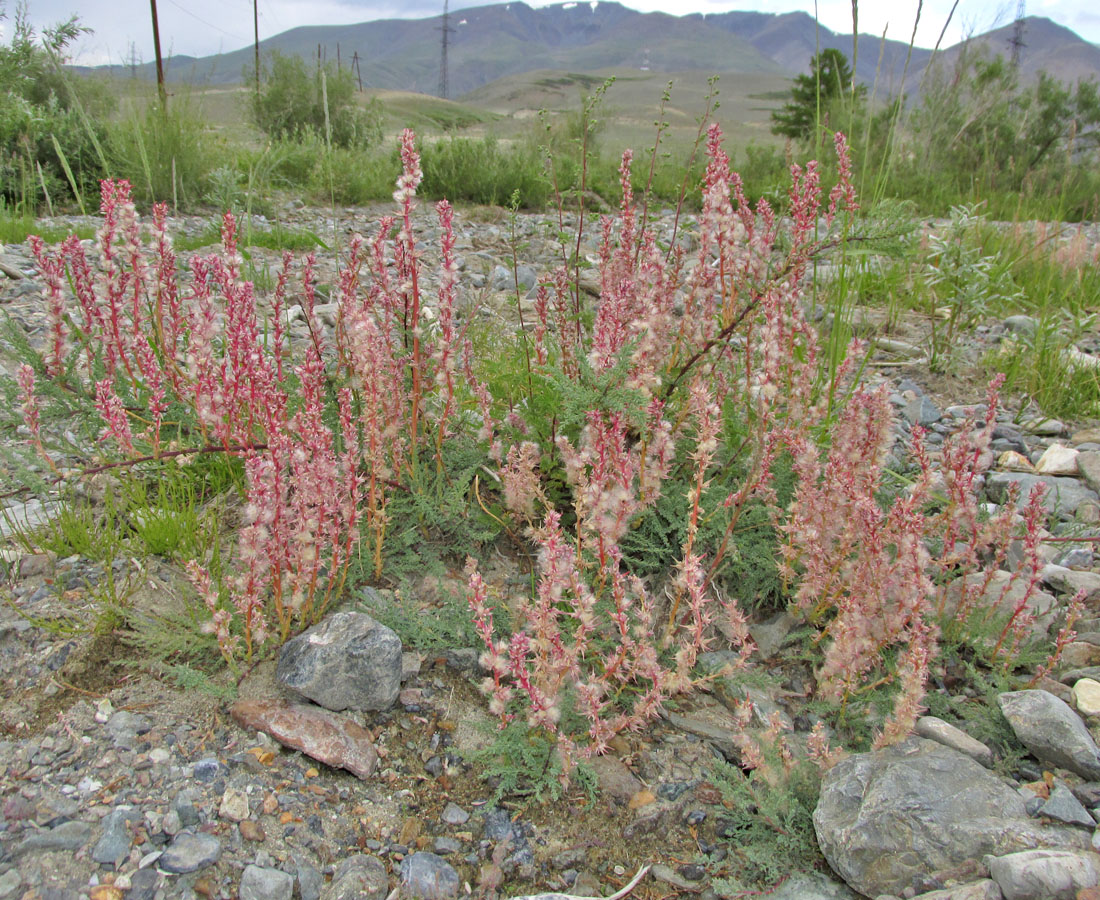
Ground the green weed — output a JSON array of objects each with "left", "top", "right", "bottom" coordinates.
[
  {"left": 711, "top": 756, "right": 825, "bottom": 893},
  {"left": 471, "top": 718, "right": 597, "bottom": 804},
  {"left": 355, "top": 584, "right": 483, "bottom": 653}
]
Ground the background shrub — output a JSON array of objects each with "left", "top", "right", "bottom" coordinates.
[{"left": 251, "top": 51, "right": 383, "bottom": 149}]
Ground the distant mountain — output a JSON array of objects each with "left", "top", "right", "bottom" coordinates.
[
  {"left": 74, "top": 2, "right": 1100, "bottom": 98},
  {"left": 696, "top": 10, "right": 933, "bottom": 93},
  {"left": 904, "top": 17, "right": 1100, "bottom": 94}
]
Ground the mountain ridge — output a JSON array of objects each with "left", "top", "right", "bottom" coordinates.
[{"left": 73, "top": 2, "right": 1100, "bottom": 98}]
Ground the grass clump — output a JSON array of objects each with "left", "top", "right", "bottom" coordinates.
[{"left": 420, "top": 137, "right": 551, "bottom": 208}]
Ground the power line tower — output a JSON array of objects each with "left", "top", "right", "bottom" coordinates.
[
  {"left": 438, "top": 0, "right": 455, "bottom": 99},
  {"left": 1009, "top": 0, "right": 1026, "bottom": 70}
]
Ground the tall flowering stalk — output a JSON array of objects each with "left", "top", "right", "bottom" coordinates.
[{"left": 17, "top": 364, "right": 57, "bottom": 474}]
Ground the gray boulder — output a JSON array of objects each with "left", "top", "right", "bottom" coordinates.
[
  {"left": 813, "top": 738, "right": 1088, "bottom": 898},
  {"left": 997, "top": 690, "right": 1100, "bottom": 780},
  {"left": 277, "top": 611, "right": 401, "bottom": 711}
]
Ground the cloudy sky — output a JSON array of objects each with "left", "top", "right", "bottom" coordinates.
[{"left": 7, "top": 0, "right": 1099, "bottom": 67}]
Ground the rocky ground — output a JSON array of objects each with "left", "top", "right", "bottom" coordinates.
[{"left": 3, "top": 204, "right": 1100, "bottom": 900}]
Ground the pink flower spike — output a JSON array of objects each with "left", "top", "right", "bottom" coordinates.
[{"left": 94, "top": 379, "right": 135, "bottom": 455}]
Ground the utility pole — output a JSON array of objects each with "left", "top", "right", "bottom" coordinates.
[
  {"left": 352, "top": 51, "right": 363, "bottom": 91},
  {"left": 149, "top": 0, "right": 167, "bottom": 107},
  {"left": 337, "top": 43, "right": 341, "bottom": 73},
  {"left": 253, "top": 0, "right": 260, "bottom": 95},
  {"left": 1009, "top": 0, "right": 1026, "bottom": 70},
  {"left": 438, "top": 0, "right": 455, "bottom": 99}
]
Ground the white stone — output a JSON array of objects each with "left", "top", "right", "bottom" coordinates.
[
  {"left": 94, "top": 698, "right": 114, "bottom": 723},
  {"left": 218, "top": 786, "right": 250, "bottom": 822},
  {"left": 1073, "top": 678, "right": 1100, "bottom": 717},
  {"left": 1035, "top": 444, "right": 1079, "bottom": 476}
]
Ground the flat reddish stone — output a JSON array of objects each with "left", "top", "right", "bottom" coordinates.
[{"left": 230, "top": 699, "right": 378, "bottom": 779}]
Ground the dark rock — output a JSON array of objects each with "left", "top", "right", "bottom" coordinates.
[
  {"left": 904, "top": 395, "right": 943, "bottom": 427},
  {"left": 1071, "top": 782, "right": 1100, "bottom": 807},
  {"left": 658, "top": 782, "right": 692, "bottom": 801},
  {"left": 126, "top": 868, "right": 159, "bottom": 900},
  {"left": 400, "top": 852, "right": 460, "bottom": 900},
  {"left": 588, "top": 755, "right": 643, "bottom": 806},
  {"left": 322, "top": 854, "right": 388, "bottom": 900},
  {"left": 295, "top": 854, "right": 324, "bottom": 900},
  {"left": 158, "top": 831, "right": 222, "bottom": 873},
  {"left": 481, "top": 807, "right": 516, "bottom": 843},
  {"left": 92, "top": 805, "right": 142, "bottom": 866},
  {"left": 1058, "top": 666, "right": 1100, "bottom": 686},
  {"left": 11, "top": 820, "right": 91, "bottom": 856},
  {"left": 440, "top": 802, "right": 469, "bottom": 826},
  {"left": 230, "top": 699, "right": 379, "bottom": 779},
  {"left": 998, "top": 690, "right": 1100, "bottom": 780},
  {"left": 1039, "top": 783, "right": 1095, "bottom": 827},
  {"left": 239, "top": 865, "right": 294, "bottom": 900},
  {"left": 277, "top": 611, "right": 402, "bottom": 711},
  {"left": 433, "top": 836, "right": 462, "bottom": 855},
  {"left": 663, "top": 711, "right": 741, "bottom": 762},
  {"left": 813, "top": 737, "right": 1088, "bottom": 898},
  {"left": 191, "top": 758, "right": 225, "bottom": 783},
  {"left": 440, "top": 648, "right": 479, "bottom": 674}
]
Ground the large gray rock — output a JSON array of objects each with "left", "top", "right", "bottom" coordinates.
[
  {"left": 813, "top": 738, "right": 1088, "bottom": 898},
  {"left": 985, "top": 848, "right": 1100, "bottom": 900},
  {"left": 985, "top": 472, "right": 1099, "bottom": 518},
  {"left": 277, "top": 611, "right": 401, "bottom": 711},
  {"left": 997, "top": 690, "right": 1100, "bottom": 780}
]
